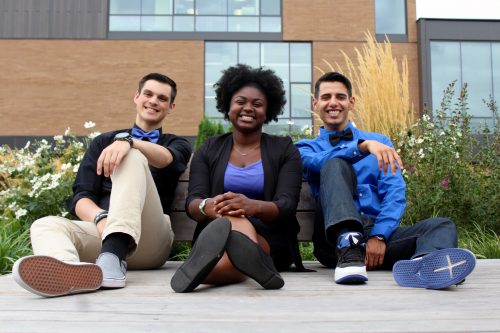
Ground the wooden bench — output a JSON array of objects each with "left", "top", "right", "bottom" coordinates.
[{"left": 170, "top": 167, "right": 316, "bottom": 242}]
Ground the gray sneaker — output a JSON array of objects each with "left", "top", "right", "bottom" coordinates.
[{"left": 96, "top": 253, "right": 127, "bottom": 288}]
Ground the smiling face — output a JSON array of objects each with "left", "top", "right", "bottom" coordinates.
[
  {"left": 228, "top": 85, "right": 267, "bottom": 133},
  {"left": 314, "top": 81, "right": 355, "bottom": 132},
  {"left": 133, "top": 79, "right": 175, "bottom": 131}
]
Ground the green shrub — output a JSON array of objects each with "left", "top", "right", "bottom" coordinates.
[
  {"left": 0, "top": 127, "right": 95, "bottom": 273},
  {"left": 194, "top": 116, "right": 225, "bottom": 151},
  {"left": 396, "top": 82, "right": 500, "bottom": 234}
]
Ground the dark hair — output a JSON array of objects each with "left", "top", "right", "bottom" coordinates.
[
  {"left": 138, "top": 73, "right": 177, "bottom": 103},
  {"left": 214, "top": 64, "right": 286, "bottom": 124},
  {"left": 314, "top": 72, "right": 353, "bottom": 98}
]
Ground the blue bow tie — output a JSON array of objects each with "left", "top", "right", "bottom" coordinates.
[{"left": 131, "top": 128, "right": 160, "bottom": 143}]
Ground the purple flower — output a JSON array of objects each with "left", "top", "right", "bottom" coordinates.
[{"left": 439, "top": 177, "right": 449, "bottom": 191}]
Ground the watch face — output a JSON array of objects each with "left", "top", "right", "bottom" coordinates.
[{"left": 114, "top": 132, "right": 130, "bottom": 139}]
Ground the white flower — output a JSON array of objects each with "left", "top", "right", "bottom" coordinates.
[
  {"left": 64, "top": 127, "right": 71, "bottom": 136},
  {"left": 73, "top": 164, "right": 80, "bottom": 173},
  {"left": 53, "top": 135, "right": 64, "bottom": 143},
  {"left": 24, "top": 141, "right": 31, "bottom": 149},
  {"left": 48, "top": 173, "right": 62, "bottom": 189},
  {"left": 61, "top": 163, "right": 72, "bottom": 171},
  {"left": 416, "top": 137, "right": 424, "bottom": 144},
  {"left": 417, "top": 148, "right": 425, "bottom": 159},
  {"left": 286, "top": 120, "right": 294, "bottom": 125},
  {"left": 15, "top": 208, "right": 28, "bottom": 219},
  {"left": 408, "top": 137, "right": 415, "bottom": 147},
  {"left": 422, "top": 114, "right": 430, "bottom": 122},
  {"left": 88, "top": 131, "right": 101, "bottom": 139},
  {"left": 439, "top": 131, "right": 445, "bottom": 136},
  {"left": 301, "top": 125, "right": 312, "bottom": 136},
  {"left": 455, "top": 152, "right": 460, "bottom": 159},
  {"left": 84, "top": 121, "right": 96, "bottom": 129}
]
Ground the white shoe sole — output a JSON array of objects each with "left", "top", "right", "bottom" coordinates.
[{"left": 335, "top": 265, "right": 368, "bottom": 284}]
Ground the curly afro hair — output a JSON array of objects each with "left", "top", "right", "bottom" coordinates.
[{"left": 214, "top": 64, "right": 286, "bottom": 124}]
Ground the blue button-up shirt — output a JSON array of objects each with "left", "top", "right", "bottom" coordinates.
[{"left": 295, "top": 122, "right": 406, "bottom": 240}]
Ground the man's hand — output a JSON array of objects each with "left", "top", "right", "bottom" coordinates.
[
  {"left": 212, "top": 192, "right": 255, "bottom": 217},
  {"left": 365, "top": 237, "right": 386, "bottom": 270},
  {"left": 97, "top": 141, "right": 131, "bottom": 177},
  {"left": 358, "top": 140, "right": 403, "bottom": 175}
]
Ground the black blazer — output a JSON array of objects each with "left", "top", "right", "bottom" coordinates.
[{"left": 186, "top": 132, "right": 305, "bottom": 270}]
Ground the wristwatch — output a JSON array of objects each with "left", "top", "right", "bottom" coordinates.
[
  {"left": 114, "top": 132, "right": 133, "bottom": 147},
  {"left": 371, "top": 235, "right": 385, "bottom": 242},
  {"left": 198, "top": 198, "right": 209, "bottom": 216}
]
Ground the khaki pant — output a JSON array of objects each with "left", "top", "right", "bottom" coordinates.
[{"left": 30, "top": 149, "right": 174, "bottom": 269}]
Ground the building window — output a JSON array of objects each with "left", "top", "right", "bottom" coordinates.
[
  {"left": 205, "top": 42, "right": 312, "bottom": 134},
  {"left": 109, "top": 0, "right": 281, "bottom": 33},
  {"left": 430, "top": 41, "right": 499, "bottom": 129},
  {"left": 374, "top": 0, "right": 407, "bottom": 42}
]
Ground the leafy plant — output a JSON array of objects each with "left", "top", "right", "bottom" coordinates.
[
  {"left": 194, "top": 116, "right": 225, "bottom": 150},
  {"left": 396, "top": 82, "right": 500, "bottom": 234},
  {"left": 0, "top": 125, "right": 98, "bottom": 274}
]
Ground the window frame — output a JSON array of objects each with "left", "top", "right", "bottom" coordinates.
[
  {"left": 203, "top": 41, "right": 313, "bottom": 134},
  {"left": 418, "top": 19, "right": 500, "bottom": 127},
  {"left": 108, "top": 0, "right": 283, "bottom": 39},
  {"left": 374, "top": 0, "right": 408, "bottom": 43}
]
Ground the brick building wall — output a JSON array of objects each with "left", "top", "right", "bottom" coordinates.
[
  {"left": 0, "top": 0, "right": 418, "bottom": 140},
  {"left": 0, "top": 40, "right": 203, "bottom": 136}
]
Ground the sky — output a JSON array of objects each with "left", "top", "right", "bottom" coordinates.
[{"left": 416, "top": 0, "right": 500, "bottom": 19}]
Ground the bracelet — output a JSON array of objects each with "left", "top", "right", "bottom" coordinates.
[{"left": 93, "top": 210, "right": 108, "bottom": 224}]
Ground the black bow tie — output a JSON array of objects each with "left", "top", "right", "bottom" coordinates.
[{"left": 329, "top": 128, "right": 353, "bottom": 146}]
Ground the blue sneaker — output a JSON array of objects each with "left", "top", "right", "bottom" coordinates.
[
  {"left": 393, "top": 248, "right": 476, "bottom": 289},
  {"left": 334, "top": 232, "right": 368, "bottom": 284}
]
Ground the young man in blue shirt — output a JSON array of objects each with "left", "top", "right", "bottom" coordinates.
[{"left": 296, "top": 72, "right": 475, "bottom": 289}]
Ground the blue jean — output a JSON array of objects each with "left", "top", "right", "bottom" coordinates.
[{"left": 313, "top": 158, "right": 458, "bottom": 269}]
